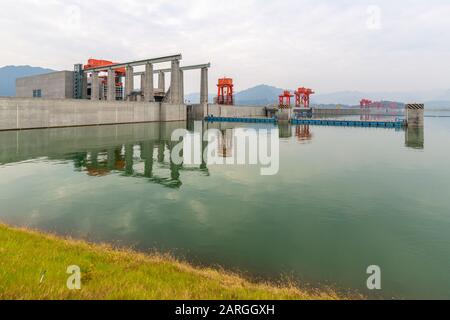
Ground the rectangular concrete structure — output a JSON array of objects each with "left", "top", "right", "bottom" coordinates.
[
  {"left": 91, "top": 72, "right": 100, "bottom": 100},
  {"left": 0, "top": 97, "right": 186, "bottom": 131},
  {"left": 16, "top": 71, "right": 74, "bottom": 99},
  {"left": 143, "top": 63, "right": 155, "bottom": 102},
  {"left": 158, "top": 71, "right": 165, "bottom": 92},
  {"left": 169, "top": 60, "right": 181, "bottom": 104},
  {"left": 406, "top": 104, "right": 424, "bottom": 127},
  {"left": 125, "top": 66, "right": 134, "bottom": 101},
  {"left": 107, "top": 69, "right": 116, "bottom": 101}
]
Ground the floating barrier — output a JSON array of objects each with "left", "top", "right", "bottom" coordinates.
[
  {"left": 205, "top": 116, "right": 277, "bottom": 124},
  {"left": 291, "top": 118, "right": 405, "bottom": 128},
  {"left": 204, "top": 116, "right": 405, "bottom": 128}
]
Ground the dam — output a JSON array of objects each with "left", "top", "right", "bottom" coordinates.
[{"left": 1, "top": 53, "right": 424, "bottom": 131}]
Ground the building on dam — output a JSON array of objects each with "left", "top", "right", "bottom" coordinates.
[{"left": 15, "top": 54, "right": 210, "bottom": 105}]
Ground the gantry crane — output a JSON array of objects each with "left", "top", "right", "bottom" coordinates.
[
  {"left": 294, "top": 87, "right": 315, "bottom": 108},
  {"left": 216, "top": 77, "right": 234, "bottom": 105},
  {"left": 279, "top": 90, "right": 294, "bottom": 108}
]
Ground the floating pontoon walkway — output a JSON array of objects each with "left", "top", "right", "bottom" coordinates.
[
  {"left": 205, "top": 116, "right": 406, "bottom": 128},
  {"left": 205, "top": 116, "right": 277, "bottom": 124},
  {"left": 291, "top": 118, "right": 406, "bottom": 128}
]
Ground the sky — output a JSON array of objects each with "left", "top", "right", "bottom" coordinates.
[{"left": 1, "top": 0, "right": 450, "bottom": 94}]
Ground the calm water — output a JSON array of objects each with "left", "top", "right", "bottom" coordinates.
[{"left": 1, "top": 113, "right": 450, "bottom": 299}]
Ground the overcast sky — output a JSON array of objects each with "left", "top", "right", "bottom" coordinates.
[{"left": 1, "top": 0, "right": 449, "bottom": 94}]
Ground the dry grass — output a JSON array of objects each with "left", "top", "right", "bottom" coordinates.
[{"left": 0, "top": 223, "right": 347, "bottom": 300}]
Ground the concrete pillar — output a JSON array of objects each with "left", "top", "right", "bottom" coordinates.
[
  {"left": 144, "top": 63, "right": 155, "bottom": 102},
  {"left": 158, "top": 71, "right": 165, "bottom": 92},
  {"left": 82, "top": 74, "right": 88, "bottom": 99},
  {"left": 125, "top": 65, "right": 134, "bottom": 101},
  {"left": 140, "top": 74, "right": 145, "bottom": 101},
  {"left": 277, "top": 108, "right": 292, "bottom": 123},
  {"left": 170, "top": 59, "right": 181, "bottom": 104},
  {"left": 406, "top": 104, "right": 424, "bottom": 127},
  {"left": 179, "top": 69, "right": 184, "bottom": 104},
  {"left": 200, "top": 67, "right": 208, "bottom": 116},
  {"left": 107, "top": 68, "right": 116, "bottom": 101},
  {"left": 200, "top": 67, "right": 208, "bottom": 104},
  {"left": 91, "top": 72, "right": 99, "bottom": 101}
]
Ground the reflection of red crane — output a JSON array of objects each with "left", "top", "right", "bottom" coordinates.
[
  {"left": 295, "top": 125, "right": 313, "bottom": 143},
  {"left": 216, "top": 78, "right": 234, "bottom": 105},
  {"left": 279, "top": 90, "right": 293, "bottom": 108},
  {"left": 295, "top": 87, "right": 315, "bottom": 108}
]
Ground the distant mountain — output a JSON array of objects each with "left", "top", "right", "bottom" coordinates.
[
  {"left": 235, "top": 84, "right": 285, "bottom": 105},
  {"left": 186, "top": 84, "right": 450, "bottom": 109},
  {"left": 0, "top": 65, "right": 55, "bottom": 96}
]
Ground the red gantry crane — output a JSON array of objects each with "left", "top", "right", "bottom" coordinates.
[
  {"left": 279, "top": 90, "right": 294, "bottom": 108},
  {"left": 83, "top": 59, "right": 126, "bottom": 99},
  {"left": 294, "top": 87, "right": 315, "bottom": 108},
  {"left": 216, "top": 77, "right": 234, "bottom": 105},
  {"left": 360, "top": 99, "right": 373, "bottom": 108}
]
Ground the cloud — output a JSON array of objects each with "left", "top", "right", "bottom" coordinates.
[{"left": 1, "top": 0, "right": 449, "bottom": 93}]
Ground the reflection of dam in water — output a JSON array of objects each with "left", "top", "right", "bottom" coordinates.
[
  {"left": 0, "top": 122, "right": 209, "bottom": 189},
  {"left": 405, "top": 126, "right": 424, "bottom": 149},
  {"left": 0, "top": 120, "right": 424, "bottom": 186}
]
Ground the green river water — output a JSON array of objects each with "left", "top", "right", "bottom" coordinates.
[{"left": 0, "top": 113, "right": 449, "bottom": 299}]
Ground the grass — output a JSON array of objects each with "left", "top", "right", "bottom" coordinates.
[{"left": 0, "top": 223, "right": 344, "bottom": 300}]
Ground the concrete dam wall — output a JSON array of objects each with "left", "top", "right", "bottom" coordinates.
[{"left": 0, "top": 97, "right": 186, "bottom": 131}]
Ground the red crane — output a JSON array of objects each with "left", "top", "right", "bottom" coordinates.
[
  {"left": 360, "top": 99, "right": 373, "bottom": 108},
  {"left": 216, "top": 77, "right": 234, "bottom": 105},
  {"left": 279, "top": 90, "right": 294, "bottom": 108},
  {"left": 294, "top": 87, "right": 315, "bottom": 108},
  {"left": 83, "top": 59, "right": 126, "bottom": 98},
  {"left": 83, "top": 59, "right": 126, "bottom": 75}
]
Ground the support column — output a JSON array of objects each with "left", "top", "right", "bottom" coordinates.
[
  {"left": 91, "top": 72, "right": 99, "bottom": 101},
  {"left": 107, "top": 68, "right": 116, "bottom": 101},
  {"left": 200, "top": 67, "right": 209, "bottom": 115},
  {"left": 406, "top": 104, "right": 424, "bottom": 127},
  {"left": 82, "top": 75, "right": 88, "bottom": 99},
  {"left": 179, "top": 69, "right": 184, "bottom": 104},
  {"left": 125, "top": 65, "right": 134, "bottom": 101},
  {"left": 144, "top": 63, "right": 155, "bottom": 102},
  {"left": 170, "top": 59, "right": 181, "bottom": 104},
  {"left": 158, "top": 71, "right": 165, "bottom": 93}
]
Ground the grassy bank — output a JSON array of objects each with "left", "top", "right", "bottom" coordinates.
[{"left": 0, "top": 224, "right": 342, "bottom": 300}]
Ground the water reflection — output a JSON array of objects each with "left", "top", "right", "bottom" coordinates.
[
  {"left": 0, "top": 122, "right": 209, "bottom": 189},
  {"left": 218, "top": 129, "right": 234, "bottom": 158},
  {"left": 0, "top": 119, "right": 422, "bottom": 188},
  {"left": 295, "top": 125, "right": 313, "bottom": 143},
  {"left": 279, "top": 123, "right": 293, "bottom": 138},
  {"left": 405, "top": 126, "right": 425, "bottom": 150}
]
